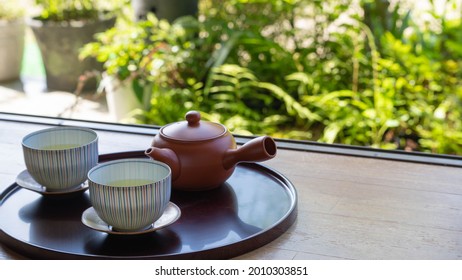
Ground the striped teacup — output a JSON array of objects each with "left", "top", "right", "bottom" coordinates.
[
  {"left": 88, "top": 159, "right": 171, "bottom": 232},
  {"left": 22, "top": 127, "right": 99, "bottom": 191}
]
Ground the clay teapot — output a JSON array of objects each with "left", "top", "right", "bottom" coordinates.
[{"left": 145, "top": 111, "right": 277, "bottom": 191}]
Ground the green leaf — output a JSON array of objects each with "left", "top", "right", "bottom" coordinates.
[{"left": 131, "top": 79, "right": 144, "bottom": 104}]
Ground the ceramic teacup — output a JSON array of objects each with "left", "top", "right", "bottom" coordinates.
[
  {"left": 22, "top": 127, "right": 99, "bottom": 191},
  {"left": 87, "top": 158, "right": 172, "bottom": 232}
]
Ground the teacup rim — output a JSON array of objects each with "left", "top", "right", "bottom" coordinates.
[
  {"left": 87, "top": 158, "right": 171, "bottom": 187},
  {"left": 22, "top": 126, "right": 98, "bottom": 151}
]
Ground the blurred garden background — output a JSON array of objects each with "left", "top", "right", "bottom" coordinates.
[{"left": 1, "top": 0, "right": 462, "bottom": 155}]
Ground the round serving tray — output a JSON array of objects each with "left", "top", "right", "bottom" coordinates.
[{"left": 0, "top": 151, "right": 297, "bottom": 259}]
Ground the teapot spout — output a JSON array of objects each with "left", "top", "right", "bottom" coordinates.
[
  {"left": 223, "top": 136, "right": 277, "bottom": 170},
  {"left": 145, "top": 147, "right": 181, "bottom": 181}
]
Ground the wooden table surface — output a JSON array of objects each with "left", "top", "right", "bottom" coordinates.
[{"left": 1, "top": 113, "right": 461, "bottom": 260}]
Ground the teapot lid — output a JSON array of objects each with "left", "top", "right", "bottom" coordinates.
[{"left": 160, "top": 111, "right": 227, "bottom": 142}]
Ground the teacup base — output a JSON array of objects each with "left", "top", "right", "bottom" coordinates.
[
  {"left": 16, "top": 169, "right": 89, "bottom": 197},
  {"left": 110, "top": 225, "right": 153, "bottom": 232},
  {"left": 44, "top": 184, "right": 83, "bottom": 193},
  {"left": 81, "top": 203, "right": 181, "bottom": 235}
]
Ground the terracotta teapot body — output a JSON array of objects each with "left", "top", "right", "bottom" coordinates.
[{"left": 145, "top": 111, "right": 277, "bottom": 191}]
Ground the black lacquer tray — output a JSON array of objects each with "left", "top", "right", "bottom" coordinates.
[{"left": 0, "top": 151, "right": 297, "bottom": 259}]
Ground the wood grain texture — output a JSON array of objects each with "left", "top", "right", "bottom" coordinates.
[{"left": 1, "top": 119, "right": 461, "bottom": 260}]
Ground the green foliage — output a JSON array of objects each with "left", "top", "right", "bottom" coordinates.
[
  {"left": 80, "top": 13, "right": 167, "bottom": 104},
  {"left": 85, "top": 0, "right": 462, "bottom": 155},
  {"left": 81, "top": 16, "right": 157, "bottom": 81},
  {"left": 34, "top": 0, "right": 124, "bottom": 21}
]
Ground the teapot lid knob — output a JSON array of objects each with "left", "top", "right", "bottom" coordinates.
[
  {"left": 160, "top": 110, "right": 226, "bottom": 141},
  {"left": 186, "top": 111, "right": 201, "bottom": 126}
]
